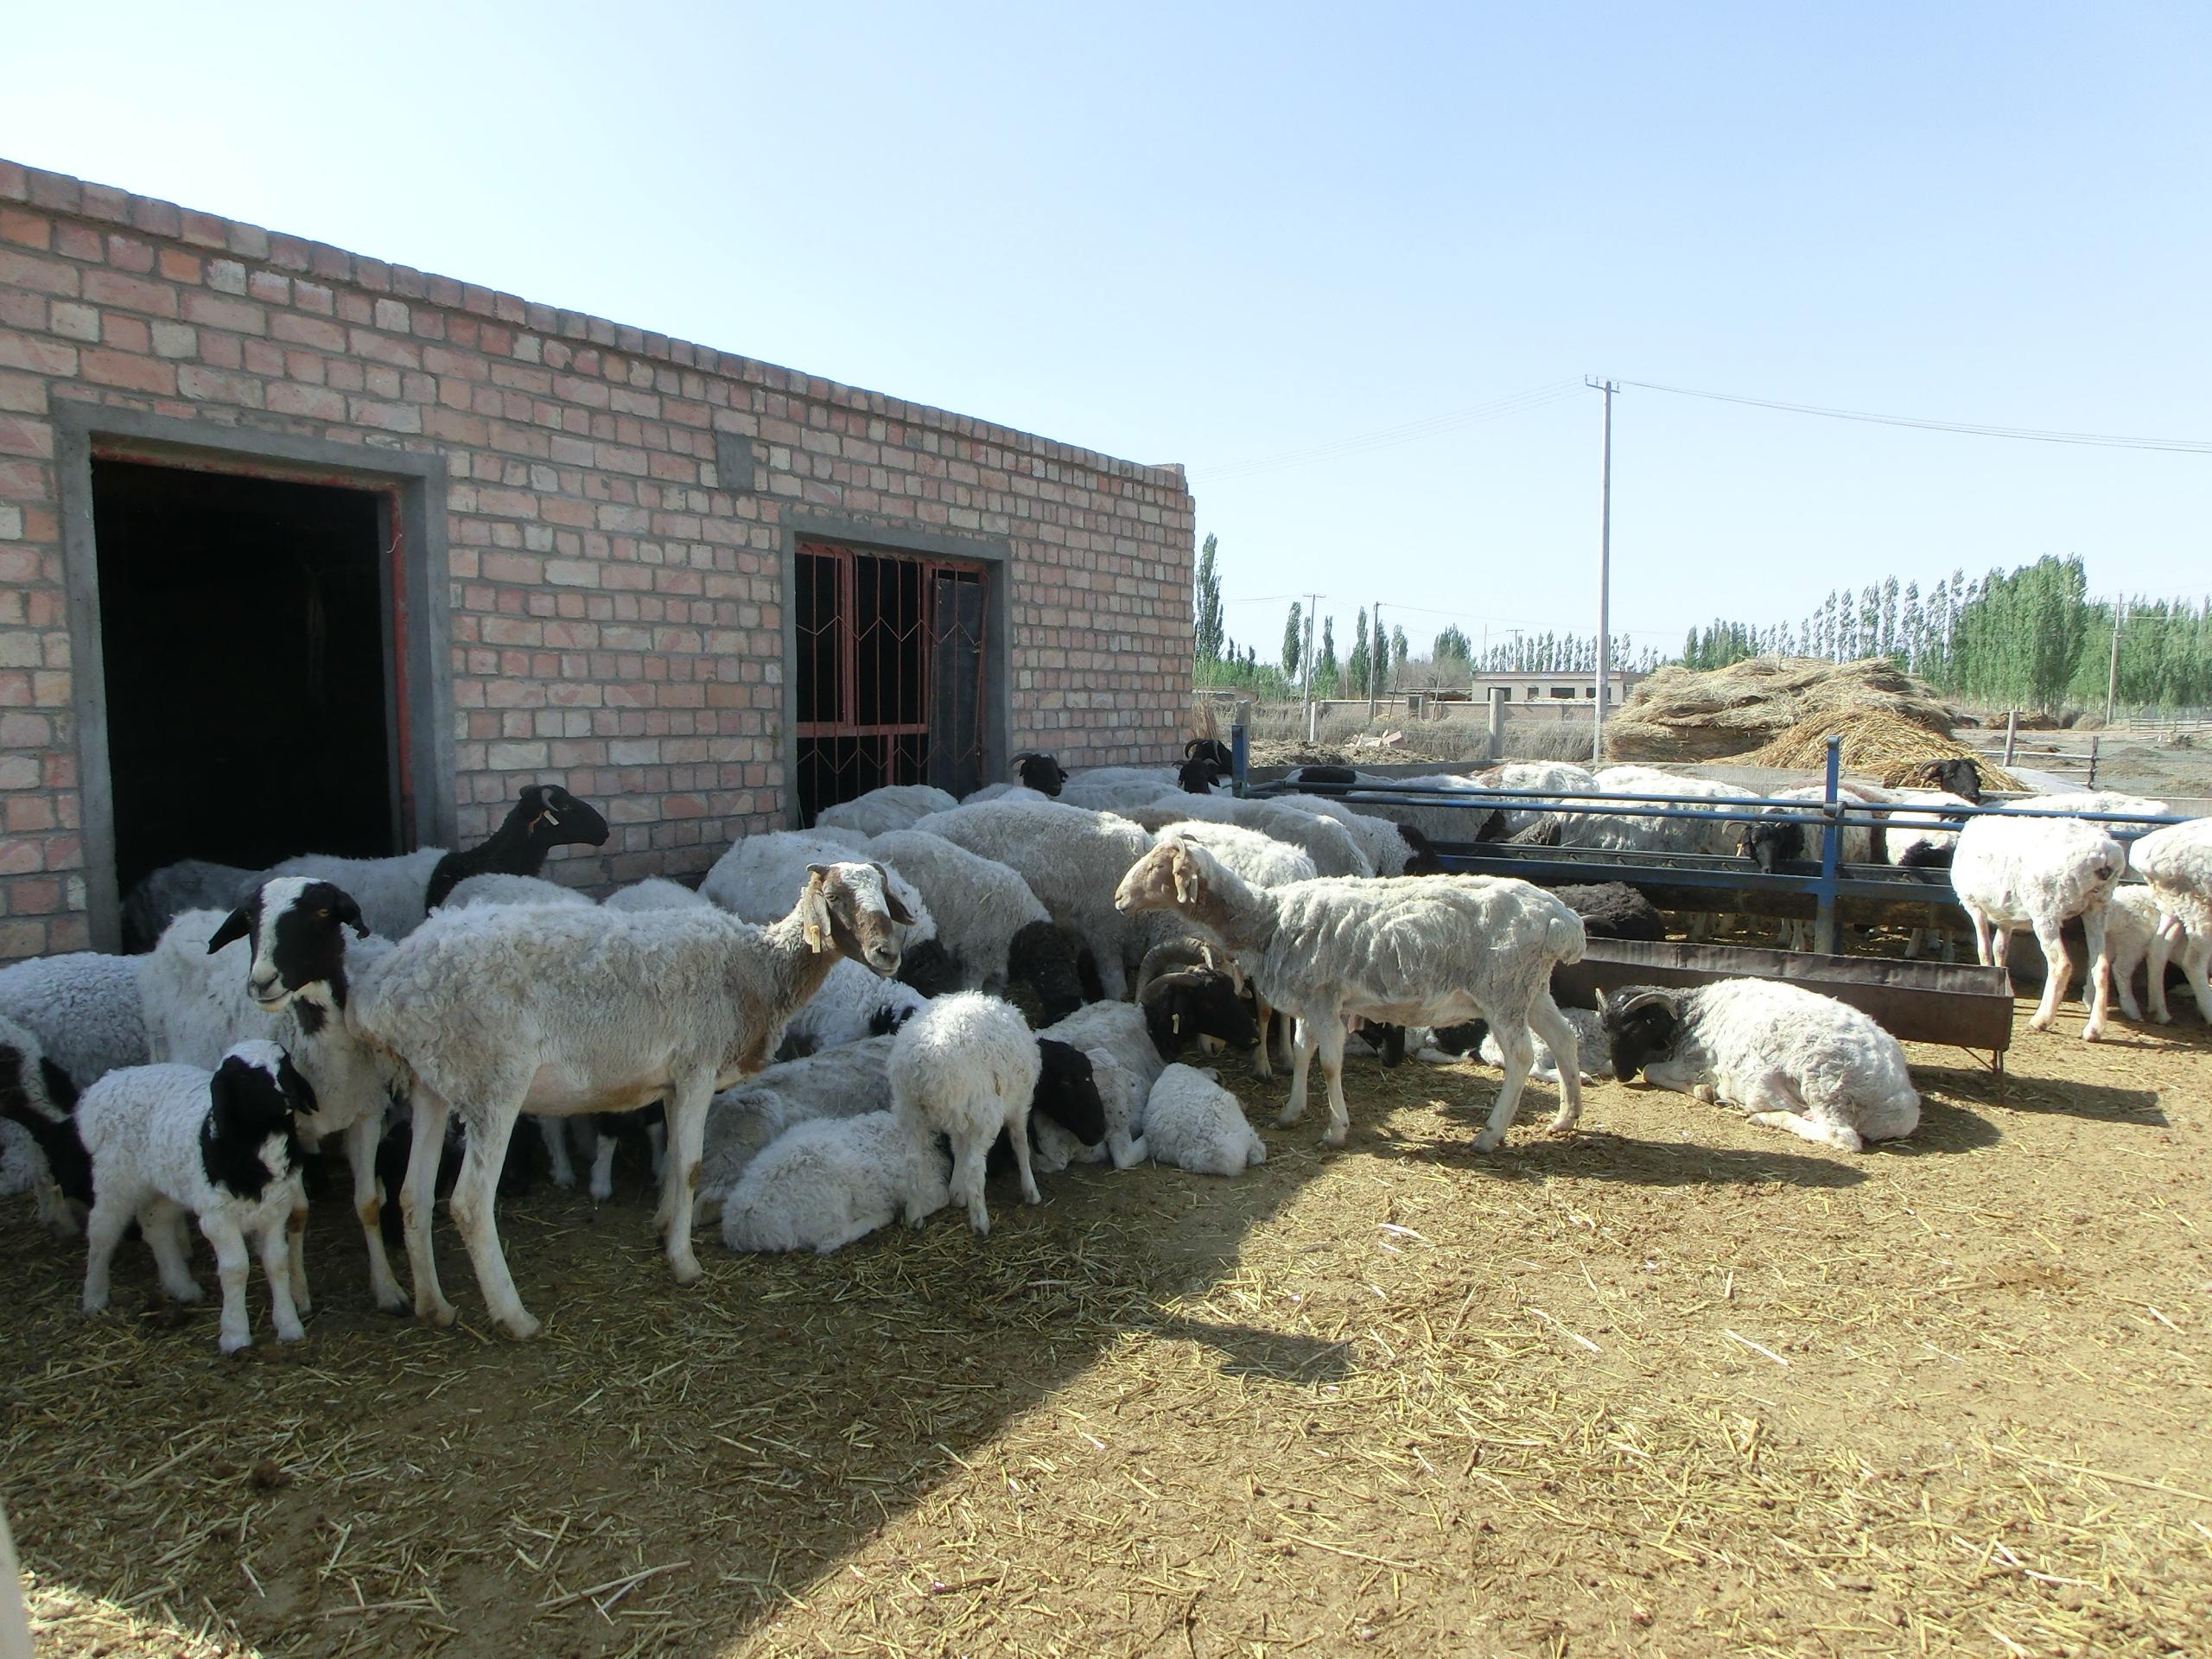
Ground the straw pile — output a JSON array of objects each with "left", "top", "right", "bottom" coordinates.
[
  {"left": 1747, "top": 707, "right": 2031, "bottom": 791},
  {"left": 1604, "top": 657, "right": 1959, "bottom": 763}
]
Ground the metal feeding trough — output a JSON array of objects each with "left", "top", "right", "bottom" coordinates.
[{"left": 1552, "top": 938, "right": 2015, "bottom": 1058}]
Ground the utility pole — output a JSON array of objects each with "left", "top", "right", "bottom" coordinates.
[
  {"left": 1300, "top": 594, "right": 1319, "bottom": 737},
  {"left": 1368, "top": 601, "right": 1382, "bottom": 722},
  {"left": 1586, "top": 378, "right": 1618, "bottom": 765},
  {"left": 2104, "top": 597, "right": 2126, "bottom": 728}
]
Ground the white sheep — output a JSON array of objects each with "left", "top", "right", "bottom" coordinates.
[
  {"left": 1146, "top": 822, "right": 1318, "bottom": 1078},
  {"left": 1140, "top": 1064, "right": 1266, "bottom": 1176},
  {"left": 701, "top": 832, "right": 936, "bottom": 945},
  {"left": 78, "top": 1041, "right": 317, "bottom": 1352},
  {"left": 289, "top": 861, "right": 916, "bottom": 1338},
  {"left": 1950, "top": 812, "right": 2123, "bottom": 1039},
  {"left": 2005, "top": 791, "right": 2171, "bottom": 836},
  {"left": 888, "top": 992, "right": 1041, "bottom": 1236},
  {"left": 718, "top": 1109, "right": 952, "bottom": 1254},
  {"left": 696, "top": 1037, "right": 898, "bottom": 1214},
  {"left": 1118, "top": 795, "right": 1375, "bottom": 877},
  {"left": 1264, "top": 792, "right": 1446, "bottom": 876},
  {"left": 0, "top": 1010, "right": 89, "bottom": 1237},
  {"left": 908, "top": 800, "right": 1154, "bottom": 998},
  {"left": 2103, "top": 887, "right": 2175, "bottom": 1024},
  {"left": 1601, "top": 982, "right": 1920, "bottom": 1153},
  {"left": 783, "top": 957, "right": 931, "bottom": 1052},
  {"left": 1115, "top": 840, "right": 1587, "bottom": 1152},
  {"left": 601, "top": 877, "right": 711, "bottom": 912},
  {"left": 815, "top": 785, "right": 959, "bottom": 837},
  {"left": 862, "top": 829, "right": 1086, "bottom": 1020},
  {"left": 2127, "top": 817, "right": 2212, "bottom": 1024},
  {"left": 436, "top": 873, "right": 592, "bottom": 912}
]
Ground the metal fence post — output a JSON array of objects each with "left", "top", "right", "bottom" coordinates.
[
  {"left": 1815, "top": 734, "right": 1841, "bottom": 956},
  {"left": 1230, "top": 722, "right": 1249, "bottom": 799},
  {"left": 2088, "top": 734, "right": 2100, "bottom": 788},
  {"left": 2002, "top": 710, "right": 2018, "bottom": 767}
]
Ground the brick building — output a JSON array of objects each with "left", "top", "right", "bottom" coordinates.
[{"left": 0, "top": 159, "right": 1196, "bottom": 958}]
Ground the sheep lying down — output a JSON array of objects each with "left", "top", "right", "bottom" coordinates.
[
  {"left": 1414, "top": 1006, "right": 1613, "bottom": 1081},
  {"left": 1140, "top": 1064, "right": 1267, "bottom": 1177}
]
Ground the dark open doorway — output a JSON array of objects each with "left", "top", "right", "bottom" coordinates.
[
  {"left": 91, "top": 460, "right": 399, "bottom": 898},
  {"left": 792, "top": 541, "right": 988, "bottom": 823}
]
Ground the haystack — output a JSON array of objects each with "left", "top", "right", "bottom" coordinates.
[
  {"left": 1603, "top": 657, "right": 1958, "bottom": 763},
  {"left": 1745, "top": 709, "right": 2030, "bottom": 791}
]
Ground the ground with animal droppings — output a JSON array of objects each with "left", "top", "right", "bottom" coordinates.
[{"left": 3, "top": 995, "right": 2208, "bottom": 1658}]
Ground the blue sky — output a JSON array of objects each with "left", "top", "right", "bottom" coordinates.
[{"left": 6, "top": 3, "right": 2206, "bottom": 660}]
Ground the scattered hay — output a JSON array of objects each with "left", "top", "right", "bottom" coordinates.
[
  {"left": 1605, "top": 657, "right": 1960, "bottom": 763},
  {"left": 1748, "top": 707, "right": 2032, "bottom": 791}
]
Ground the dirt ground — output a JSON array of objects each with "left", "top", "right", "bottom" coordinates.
[{"left": 4, "top": 997, "right": 2209, "bottom": 1659}]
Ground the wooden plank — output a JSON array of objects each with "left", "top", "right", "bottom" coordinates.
[{"left": 1553, "top": 938, "right": 2013, "bottom": 1052}]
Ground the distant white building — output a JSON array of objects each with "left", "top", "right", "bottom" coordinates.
[{"left": 1469, "top": 670, "right": 1648, "bottom": 704}]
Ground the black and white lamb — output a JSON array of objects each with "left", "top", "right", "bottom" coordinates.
[
  {"left": 78, "top": 1041, "right": 318, "bottom": 1352},
  {"left": 0, "top": 950, "right": 151, "bottom": 1234},
  {"left": 2128, "top": 817, "right": 2212, "bottom": 1024},
  {"left": 1951, "top": 811, "right": 2124, "bottom": 1039},
  {"left": 1139, "top": 1064, "right": 1266, "bottom": 1177},
  {"left": 888, "top": 991, "right": 1042, "bottom": 1236},
  {"left": 0, "top": 1010, "right": 86, "bottom": 1237},
  {"left": 1115, "top": 839, "right": 1586, "bottom": 1152},
  {"left": 718, "top": 1109, "right": 953, "bottom": 1255},
  {"left": 814, "top": 785, "right": 960, "bottom": 837},
  {"left": 908, "top": 800, "right": 1155, "bottom": 999},
  {"left": 862, "top": 829, "right": 1086, "bottom": 1020},
  {"left": 305, "top": 861, "right": 916, "bottom": 1338},
  {"left": 1601, "top": 982, "right": 1920, "bottom": 1153}
]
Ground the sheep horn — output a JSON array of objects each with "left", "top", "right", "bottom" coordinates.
[{"left": 1610, "top": 988, "right": 1679, "bottom": 1020}]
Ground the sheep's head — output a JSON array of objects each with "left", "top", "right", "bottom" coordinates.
[
  {"left": 1916, "top": 757, "right": 1982, "bottom": 804},
  {"left": 799, "top": 861, "right": 912, "bottom": 976},
  {"left": 1141, "top": 968, "right": 1260, "bottom": 1058},
  {"left": 1175, "top": 755, "right": 1221, "bottom": 794},
  {"left": 1032, "top": 1038, "right": 1106, "bottom": 1145},
  {"left": 893, "top": 937, "right": 962, "bottom": 998},
  {"left": 515, "top": 783, "right": 611, "bottom": 853},
  {"left": 1600, "top": 987, "right": 1687, "bottom": 1084},
  {"left": 1114, "top": 838, "right": 1215, "bottom": 918},
  {"left": 209, "top": 878, "right": 368, "bottom": 1014},
  {"left": 203, "top": 1041, "right": 316, "bottom": 1200},
  {"left": 1395, "top": 822, "right": 1447, "bottom": 875},
  {"left": 1741, "top": 816, "right": 1805, "bottom": 874},
  {"left": 1013, "top": 752, "right": 1066, "bottom": 796},
  {"left": 1007, "top": 919, "right": 1086, "bottom": 1023}
]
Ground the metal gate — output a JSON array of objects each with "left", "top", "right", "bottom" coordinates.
[{"left": 793, "top": 541, "right": 988, "bottom": 823}]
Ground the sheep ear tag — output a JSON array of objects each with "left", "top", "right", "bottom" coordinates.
[
  {"left": 796, "top": 870, "right": 834, "bottom": 952},
  {"left": 1172, "top": 849, "right": 1197, "bottom": 905},
  {"left": 1172, "top": 1013, "right": 1182, "bottom": 1034}
]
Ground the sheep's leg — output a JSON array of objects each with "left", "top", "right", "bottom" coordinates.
[
  {"left": 1316, "top": 1020, "right": 1351, "bottom": 1147},
  {"left": 657, "top": 1074, "right": 714, "bottom": 1287},
  {"left": 2079, "top": 906, "right": 2113, "bottom": 1042},
  {"left": 398, "top": 1091, "right": 457, "bottom": 1329},
  {"left": 143, "top": 1198, "right": 201, "bottom": 1304},
  {"left": 1006, "top": 1103, "right": 1043, "bottom": 1205},
  {"left": 2145, "top": 918, "right": 2179, "bottom": 1024},
  {"left": 1526, "top": 996, "right": 1584, "bottom": 1135},
  {"left": 258, "top": 1217, "right": 307, "bottom": 1344},
  {"left": 342, "top": 1113, "right": 405, "bottom": 1314},
  {"left": 1967, "top": 909, "right": 1993, "bottom": 968},
  {"left": 1251, "top": 997, "right": 1274, "bottom": 1081},
  {"left": 537, "top": 1116, "right": 576, "bottom": 1188},
  {"left": 1993, "top": 927, "right": 2014, "bottom": 970},
  {"left": 448, "top": 1110, "right": 537, "bottom": 1339},
  {"left": 1277, "top": 1018, "right": 1315, "bottom": 1128},
  {"left": 285, "top": 1178, "right": 312, "bottom": 1319},
  {"left": 2027, "top": 918, "right": 2069, "bottom": 1033},
  {"left": 1473, "top": 1022, "right": 1535, "bottom": 1154},
  {"left": 201, "top": 1215, "right": 256, "bottom": 1354},
  {"left": 30, "top": 1166, "right": 79, "bottom": 1241},
  {"left": 647, "top": 1118, "right": 666, "bottom": 1185},
  {"left": 79, "top": 1193, "right": 136, "bottom": 1314},
  {"left": 2113, "top": 945, "right": 2145, "bottom": 1021},
  {"left": 950, "top": 1135, "right": 990, "bottom": 1236},
  {"left": 588, "top": 1123, "right": 618, "bottom": 1204},
  {"left": 2182, "top": 931, "right": 2212, "bottom": 1023}
]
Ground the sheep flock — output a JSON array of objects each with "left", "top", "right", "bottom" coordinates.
[{"left": 0, "top": 741, "right": 2205, "bottom": 1355}]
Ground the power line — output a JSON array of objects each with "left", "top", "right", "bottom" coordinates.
[
  {"left": 1191, "top": 379, "right": 1586, "bottom": 481},
  {"left": 1620, "top": 379, "right": 2212, "bottom": 454}
]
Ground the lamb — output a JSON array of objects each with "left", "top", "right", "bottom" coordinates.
[
  {"left": 292, "top": 861, "right": 916, "bottom": 1338},
  {"left": 122, "top": 858, "right": 261, "bottom": 952},
  {"left": 2005, "top": 791, "right": 2171, "bottom": 837},
  {"left": 144, "top": 881, "right": 412, "bottom": 1313},
  {"left": 1739, "top": 785, "right": 1882, "bottom": 874},
  {"left": 888, "top": 992, "right": 1042, "bottom": 1236},
  {"left": 2127, "top": 817, "right": 2212, "bottom": 1024},
  {"left": 696, "top": 1038, "right": 897, "bottom": 1212},
  {"left": 1011, "top": 752, "right": 1067, "bottom": 795},
  {"left": 702, "top": 832, "right": 936, "bottom": 943},
  {"left": 2103, "top": 887, "right": 2176, "bottom": 1023},
  {"left": 1139, "top": 1065, "right": 1266, "bottom": 1176},
  {"left": 1950, "top": 811, "right": 2124, "bottom": 1039},
  {"left": 0, "top": 1011, "right": 87, "bottom": 1236},
  {"left": 1565, "top": 767, "right": 1757, "bottom": 857},
  {"left": 993, "top": 1038, "right": 1110, "bottom": 1175},
  {"left": 718, "top": 1109, "right": 952, "bottom": 1255},
  {"left": 1601, "top": 982, "right": 1920, "bottom": 1153},
  {"left": 862, "top": 829, "right": 1086, "bottom": 1020},
  {"left": 907, "top": 800, "right": 1155, "bottom": 998},
  {"left": 814, "top": 785, "right": 959, "bottom": 838},
  {"left": 1115, "top": 840, "right": 1587, "bottom": 1151},
  {"left": 1038, "top": 969, "right": 1257, "bottom": 1166},
  {"left": 1074, "top": 1051, "right": 1145, "bottom": 1172},
  {"left": 78, "top": 1041, "right": 318, "bottom": 1352}
]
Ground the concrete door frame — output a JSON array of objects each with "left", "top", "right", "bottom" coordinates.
[
  {"left": 52, "top": 404, "right": 454, "bottom": 950},
  {"left": 778, "top": 515, "right": 1012, "bottom": 828}
]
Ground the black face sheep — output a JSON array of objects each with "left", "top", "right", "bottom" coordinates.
[
  {"left": 1000, "top": 1037, "right": 1109, "bottom": 1174},
  {"left": 1141, "top": 968, "right": 1260, "bottom": 1059},
  {"left": 0, "top": 1012, "right": 87, "bottom": 1236},
  {"left": 1912, "top": 757, "right": 1982, "bottom": 804},
  {"left": 1600, "top": 982, "right": 1919, "bottom": 1154},
  {"left": 1550, "top": 883, "right": 1668, "bottom": 943},
  {"left": 1116, "top": 839, "right": 1587, "bottom": 1152},
  {"left": 79, "top": 1041, "right": 318, "bottom": 1352},
  {"left": 888, "top": 992, "right": 1042, "bottom": 1236},
  {"left": 280, "top": 861, "right": 914, "bottom": 1338},
  {"left": 1176, "top": 756, "right": 1222, "bottom": 793},
  {"left": 1013, "top": 752, "right": 1068, "bottom": 796},
  {"left": 1185, "top": 737, "right": 1235, "bottom": 776}
]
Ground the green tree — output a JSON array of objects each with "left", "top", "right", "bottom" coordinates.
[
  {"left": 1390, "top": 625, "right": 1408, "bottom": 679},
  {"left": 1433, "top": 625, "right": 1472, "bottom": 663},
  {"left": 1315, "top": 614, "right": 1340, "bottom": 696},
  {"left": 1192, "top": 533, "right": 1224, "bottom": 664},
  {"left": 1347, "top": 607, "right": 1372, "bottom": 696},
  {"left": 1281, "top": 601, "right": 1303, "bottom": 679}
]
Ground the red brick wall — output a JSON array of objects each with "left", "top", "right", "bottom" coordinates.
[{"left": 0, "top": 159, "right": 1195, "bottom": 958}]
